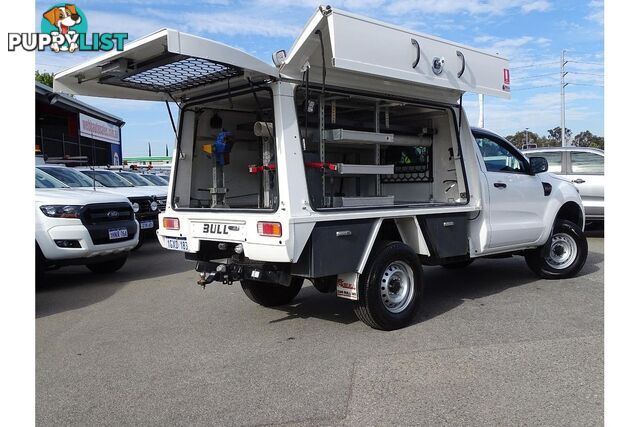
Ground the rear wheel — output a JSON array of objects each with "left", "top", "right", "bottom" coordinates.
[
  {"left": 525, "top": 220, "right": 588, "bottom": 279},
  {"left": 353, "top": 241, "right": 422, "bottom": 331},
  {"left": 240, "top": 277, "right": 304, "bottom": 307},
  {"left": 86, "top": 255, "right": 128, "bottom": 274}
]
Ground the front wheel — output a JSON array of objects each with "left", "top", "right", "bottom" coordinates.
[
  {"left": 352, "top": 241, "right": 423, "bottom": 331},
  {"left": 525, "top": 220, "right": 588, "bottom": 279},
  {"left": 86, "top": 255, "right": 128, "bottom": 274},
  {"left": 240, "top": 277, "right": 304, "bottom": 307}
]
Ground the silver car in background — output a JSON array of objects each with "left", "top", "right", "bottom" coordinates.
[{"left": 523, "top": 147, "right": 604, "bottom": 221}]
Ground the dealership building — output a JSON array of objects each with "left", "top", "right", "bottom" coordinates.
[{"left": 36, "top": 82, "right": 124, "bottom": 165}]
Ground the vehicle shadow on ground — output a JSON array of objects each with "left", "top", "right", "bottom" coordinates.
[
  {"left": 417, "top": 250, "right": 603, "bottom": 323},
  {"left": 36, "top": 241, "right": 193, "bottom": 318},
  {"left": 270, "top": 250, "right": 604, "bottom": 328},
  {"left": 270, "top": 285, "right": 359, "bottom": 325}
]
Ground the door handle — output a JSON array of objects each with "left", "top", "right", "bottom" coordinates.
[
  {"left": 493, "top": 182, "right": 507, "bottom": 189},
  {"left": 572, "top": 179, "right": 585, "bottom": 184}
]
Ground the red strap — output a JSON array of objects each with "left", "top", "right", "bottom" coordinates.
[
  {"left": 304, "top": 162, "right": 338, "bottom": 171},
  {"left": 248, "top": 164, "right": 277, "bottom": 174},
  {"left": 249, "top": 162, "right": 338, "bottom": 173}
]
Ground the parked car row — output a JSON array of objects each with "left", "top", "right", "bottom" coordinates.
[
  {"left": 522, "top": 147, "right": 604, "bottom": 221},
  {"left": 35, "top": 165, "right": 168, "bottom": 280}
]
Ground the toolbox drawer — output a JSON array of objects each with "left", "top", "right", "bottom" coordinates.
[
  {"left": 293, "top": 219, "right": 375, "bottom": 277},
  {"left": 418, "top": 213, "right": 469, "bottom": 259}
]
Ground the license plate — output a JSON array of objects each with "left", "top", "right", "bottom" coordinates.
[
  {"left": 165, "top": 237, "right": 188, "bottom": 251},
  {"left": 140, "top": 220, "right": 154, "bottom": 230},
  {"left": 108, "top": 228, "right": 128, "bottom": 240}
]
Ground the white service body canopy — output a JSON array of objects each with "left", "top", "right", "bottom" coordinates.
[{"left": 53, "top": 9, "right": 510, "bottom": 104}]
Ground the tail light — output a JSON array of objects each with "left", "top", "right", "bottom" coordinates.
[
  {"left": 163, "top": 217, "right": 180, "bottom": 230},
  {"left": 257, "top": 221, "right": 282, "bottom": 237}
]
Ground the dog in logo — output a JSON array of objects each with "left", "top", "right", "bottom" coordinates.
[{"left": 42, "top": 4, "right": 82, "bottom": 52}]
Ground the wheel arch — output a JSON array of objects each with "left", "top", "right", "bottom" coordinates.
[
  {"left": 555, "top": 201, "right": 584, "bottom": 230},
  {"left": 357, "top": 217, "right": 430, "bottom": 273}
]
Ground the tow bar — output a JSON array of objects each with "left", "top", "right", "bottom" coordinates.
[
  {"left": 197, "top": 264, "right": 241, "bottom": 288},
  {"left": 195, "top": 260, "right": 292, "bottom": 289}
]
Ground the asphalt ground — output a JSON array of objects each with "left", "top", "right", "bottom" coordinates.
[{"left": 36, "top": 233, "right": 604, "bottom": 426}]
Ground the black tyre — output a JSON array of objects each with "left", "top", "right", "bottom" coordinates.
[
  {"left": 441, "top": 259, "right": 474, "bottom": 269},
  {"left": 240, "top": 276, "right": 304, "bottom": 307},
  {"left": 525, "top": 220, "right": 588, "bottom": 279},
  {"left": 353, "top": 241, "right": 423, "bottom": 331},
  {"left": 36, "top": 244, "right": 46, "bottom": 285},
  {"left": 86, "top": 255, "right": 128, "bottom": 274}
]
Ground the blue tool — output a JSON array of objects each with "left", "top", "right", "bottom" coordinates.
[{"left": 214, "top": 131, "right": 233, "bottom": 165}]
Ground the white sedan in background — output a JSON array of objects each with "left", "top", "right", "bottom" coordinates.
[{"left": 523, "top": 147, "right": 604, "bottom": 221}]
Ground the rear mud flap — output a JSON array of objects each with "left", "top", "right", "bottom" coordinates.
[{"left": 336, "top": 272, "right": 359, "bottom": 300}]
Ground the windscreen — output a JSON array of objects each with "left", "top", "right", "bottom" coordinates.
[
  {"left": 81, "top": 170, "right": 134, "bottom": 187},
  {"left": 36, "top": 169, "right": 68, "bottom": 188},
  {"left": 118, "top": 172, "right": 152, "bottom": 186},
  {"left": 172, "top": 88, "right": 277, "bottom": 210},
  {"left": 38, "top": 167, "right": 101, "bottom": 187},
  {"left": 142, "top": 174, "right": 168, "bottom": 185}
]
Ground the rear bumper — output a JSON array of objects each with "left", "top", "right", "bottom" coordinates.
[{"left": 156, "top": 211, "right": 293, "bottom": 263}]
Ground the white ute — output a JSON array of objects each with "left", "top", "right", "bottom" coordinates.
[
  {"left": 54, "top": 6, "right": 588, "bottom": 330},
  {"left": 35, "top": 169, "right": 139, "bottom": 278}
]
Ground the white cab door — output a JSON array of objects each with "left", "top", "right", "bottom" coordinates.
[{"left": 475, "top": 132, "right": 546, "bottom": 248}]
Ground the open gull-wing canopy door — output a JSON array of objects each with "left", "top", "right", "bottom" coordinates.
[
  {"left": 281, "top": 7, "right": 510, "bottom": 103},
  {"left": 53, "top": 29, "right": 278, "bottom": 102}
]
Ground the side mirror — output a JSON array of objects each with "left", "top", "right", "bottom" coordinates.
[{"left": 529, "top": 156, "right": 548, "bottom": 174}]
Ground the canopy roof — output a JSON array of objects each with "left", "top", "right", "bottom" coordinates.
[{"left": 54, "top": 7, "right": 510, "bottom": 104}]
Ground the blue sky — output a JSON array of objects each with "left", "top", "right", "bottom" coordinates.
[{"left": 35, "top": 0, "right": 604, "bottom": 157}]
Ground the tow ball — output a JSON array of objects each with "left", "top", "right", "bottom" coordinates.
[
  {"left": 196, "top": 264, "right": 240, "bottom": 288},
  {"left": 197, "top": 272, "right": 218, "bottom": 288}
]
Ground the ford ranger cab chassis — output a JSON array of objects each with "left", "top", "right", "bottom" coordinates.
[{"left": 54, "top": 6, "right": 587, "bottom": 330}]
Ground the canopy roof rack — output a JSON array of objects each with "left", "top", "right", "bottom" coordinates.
[
  {"left": 107, "top": 54, "right": 243, "bottom": 93},
  {"left": 54, "top": 29, "right": 277, "bottom": 102}
]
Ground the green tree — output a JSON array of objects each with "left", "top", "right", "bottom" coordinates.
[
  {"left": 547, "top": 126, "right": 572, "bottom": 146},
  {"left": 573, "top": 130, "right": 604, "bottom": 149},
  {"left": 506, "top": 130, "right": 542, "bottom": 148},
  {"left": 35, "top": 70, "right": 54, "bottom": 87}
]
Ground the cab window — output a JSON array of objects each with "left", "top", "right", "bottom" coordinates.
[{"left": 474, "top": 135, "right": 527, "bottom": 173}]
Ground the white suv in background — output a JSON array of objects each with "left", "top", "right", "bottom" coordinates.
[
  {"left": 39, "top": 166, "right": 164, "bottom": 248},
  {"left": 523, "top": 147, "right": 604, "bottom": 221},
  {"left": 35, "top": 169, "right": 139, "bottom": 278}
]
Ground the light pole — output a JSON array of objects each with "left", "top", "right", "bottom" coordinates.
[
  {"left": 525, "top": 127, "right": 529, "bottom": 148},
  {"left": 561, "top": 49, "right": 568, "bottom": 147}
]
